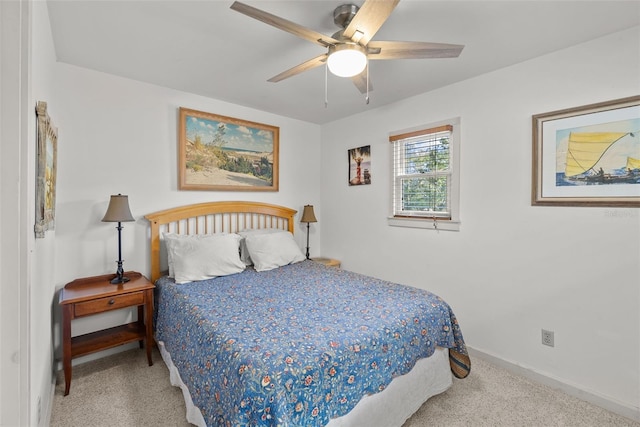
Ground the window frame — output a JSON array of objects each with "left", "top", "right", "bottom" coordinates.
[{"left": 388, "top": 118, "right": 461, "bottom": 231}]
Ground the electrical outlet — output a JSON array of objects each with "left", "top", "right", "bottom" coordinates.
[{"left": 541, "top": 329, "right": 554, "bottom": 347}]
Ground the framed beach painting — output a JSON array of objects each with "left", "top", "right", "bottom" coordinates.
[
  {"left": 348, "top": 145, "right": 371, "bottom": 186},
  {"left": 532, "top": 96, "right": 640, "bottom": 207},
  {"left": 34, "top": 101, "right": 58, "bottom": 238},
  {"left": 178, "top": 107, "right": 279, "bottom": 191}
]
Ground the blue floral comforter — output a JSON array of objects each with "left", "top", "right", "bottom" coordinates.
[{"left": 155, "top": 260, "right": 469, "bottom": 426}]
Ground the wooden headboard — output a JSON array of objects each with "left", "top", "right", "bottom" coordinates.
[{"left": 144, "top": 201, "right": 297, "bottom": 282}]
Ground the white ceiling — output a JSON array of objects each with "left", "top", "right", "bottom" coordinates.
[{"left": 47, "top": 1, "right": 640, "bottom": 124}]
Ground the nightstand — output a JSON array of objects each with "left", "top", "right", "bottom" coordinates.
[
  {"left": 59, "top": 271, "right": 154, "bottom": 396},
  {"left": 311, "top": 257, "right": 341, "bottom": 268}
]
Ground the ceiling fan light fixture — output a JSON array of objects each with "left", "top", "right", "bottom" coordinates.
[{"left": 327, "top": 44, "right": 367, "bottom": 78}]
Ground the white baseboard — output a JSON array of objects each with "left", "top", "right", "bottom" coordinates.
[
  {"left": 468, "top": 346, "right": 640, "bottom": 423},
  {"left": 41, "top": 373, "right": 56, "bottom": 427}
]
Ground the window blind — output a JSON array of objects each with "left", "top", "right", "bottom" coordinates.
[{"left": 391, "top": 125, "right": 453, "bottom": 219}]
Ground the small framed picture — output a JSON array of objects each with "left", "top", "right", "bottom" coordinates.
[{"left": 348, "top": 145, "right": 371, "bottom": 186}]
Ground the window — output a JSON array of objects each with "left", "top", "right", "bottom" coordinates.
[{"left": 389, "top": 118, "right": 460, "bottom": 230}]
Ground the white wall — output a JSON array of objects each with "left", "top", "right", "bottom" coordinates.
[
  {"left": 320, "top": 27, "right": 640, "bottom": 419},
  {"left": 50, "top": 61, "right": 322, "bottom": 363},
  {"left": 1, "top": 1, "right": 33, "bottom": 425},
  {"left": 29, "top": 2, "right": 66, "bottom": 424},
  {"left": 1, "top": 2, "right": 57, "bottom": 425}
]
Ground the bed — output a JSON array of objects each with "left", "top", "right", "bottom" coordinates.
[{"left": 145, "top": 201, "right": 470, "bottom": 426}]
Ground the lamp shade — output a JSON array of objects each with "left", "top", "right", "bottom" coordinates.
[
  {"left": 300, "top": 205, "right": 317, "bottom": 223},
  {"left": 101, "top": 194, "right": 134, "bottom": 222},
  {"left": 327, "top": 44, "right": 367, "bottom": 78}
]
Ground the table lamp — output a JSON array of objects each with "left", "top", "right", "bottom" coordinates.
[
  {"left": 300, "top": 205, "right": 317, "bottom": 260},
  {"left": 102, "top": 194, "right": 135, "bottom": 284}
]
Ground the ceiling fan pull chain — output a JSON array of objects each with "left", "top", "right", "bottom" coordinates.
[{"left": 325, "top": 62, "right": 329, "bottom": 108}]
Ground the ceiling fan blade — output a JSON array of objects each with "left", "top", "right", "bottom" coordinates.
[
  {"left": 343, "top": 0, "right": 400, "bottom": 45},
  {"left": 367, "top": 41, "right": 464, "bottom": 59},
  {"left": 230, "top": 1, "right": 339, "bottom": 47},
  {"left": 268, "top": 54, "right": 328, "bottom": 83},
  {"left": 351, "top": 68, "right": 373, "bottom": 94}
]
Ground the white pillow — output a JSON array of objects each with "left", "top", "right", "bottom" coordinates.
[
  {"left": 163, "top": 233, "right": 187, "bottom": 277},
  {"left": 244, "top": 231, "right": 306, "bottom": 272},
  {"left": 167, "top": 233, "right": 245, "bottom": 284},
  {"left": 237, "top": 228, "right": 287, "bottom": 265},
  {"left": 163, "top": 232, "right": 227, "bottom": 277}
]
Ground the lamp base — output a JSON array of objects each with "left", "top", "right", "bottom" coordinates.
[
  {"left": 111, "top": 259, "right": 128, "bottom": 284},
  {"left": 305, "top": 222, "right": 311, "bottom": 259},
  {"left": 110, "top": 275, "right": 130, "bottom": 284}
]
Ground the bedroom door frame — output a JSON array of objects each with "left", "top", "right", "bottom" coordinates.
[{"left": 0, "top": 0, "right": 32, "bottom": 425}]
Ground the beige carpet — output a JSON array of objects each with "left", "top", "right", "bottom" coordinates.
[{"left": 51, "top": 348, "right": 638, "bottom": 427}]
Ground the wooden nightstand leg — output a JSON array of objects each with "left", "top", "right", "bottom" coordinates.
[
  {"left": 137, "top": 305, "right": 144, "bottom": 349},
  {"left": 62, "top": 304, "right": 72, "bottom": 396},
  {"left": 144, "top": 290, "right": 153, "bottom": 366}
]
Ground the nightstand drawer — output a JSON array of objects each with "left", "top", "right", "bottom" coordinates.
[{"left": 74, "top": 291, "right": 144, "bottom": 317}]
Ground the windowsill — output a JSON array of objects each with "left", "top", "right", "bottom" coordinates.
[{"left": 387, "top": 216, "right": 461, "bottom": 231}]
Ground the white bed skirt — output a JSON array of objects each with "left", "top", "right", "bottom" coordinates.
[{"left": 157, "top": 341, "right": 452, "bottom": 427}]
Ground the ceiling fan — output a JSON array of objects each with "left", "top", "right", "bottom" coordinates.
[{"left": 230, "top": 0, "right": 464, "bottom": 95}]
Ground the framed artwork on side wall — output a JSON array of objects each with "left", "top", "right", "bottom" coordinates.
[
  {"left": 178, "top": 107, "right": 279, "bottom": 191},
  {"left": 35, "top": 101, "right": 58, "bottom": 238},
  {"left": 348, "top": 145, "right": 371, "bottom": 186},
  {"left": 532, "top": 96, "right": 640, "bottom": 207}
]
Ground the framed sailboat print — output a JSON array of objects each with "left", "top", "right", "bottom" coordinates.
[{"left": 532, "top": 96, "right": 640, "bottom": 207}]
